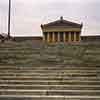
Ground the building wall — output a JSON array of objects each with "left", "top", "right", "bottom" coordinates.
[
  {"left": 81, "top": 36, "right": 100, "bottom": 42},
  {"left": 14, "top": 36, "right": 43, "bottom": 42}
]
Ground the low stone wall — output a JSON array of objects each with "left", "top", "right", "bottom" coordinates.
[
  {"left": 14, "top": 36, "right": 43, "bottom": 42},
  {"left": 81, "top": 36, "right": 100, "bottom": 42}
]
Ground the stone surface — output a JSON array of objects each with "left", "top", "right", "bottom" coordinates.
[{"left": 0, "top": 41, "right": 100, "bottom": 99}]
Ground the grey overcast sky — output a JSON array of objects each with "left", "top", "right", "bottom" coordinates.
[{"left": 0, "top": 0, "right": 100, "bottom": 36}]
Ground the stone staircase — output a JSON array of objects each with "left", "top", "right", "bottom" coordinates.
[{"left": 0, "top": 41, "right": 100, "bottom": 100}]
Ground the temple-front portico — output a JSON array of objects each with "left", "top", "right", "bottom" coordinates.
[
  {"left": 43, "top": 32, "right": 81, "bottom": 42},
  {"left": 41, "top": 16, "right": 83, "bottom": 43}
]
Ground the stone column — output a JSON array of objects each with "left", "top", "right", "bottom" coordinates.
[
  {"left": 57, "top": 32, "right": 60, "bottom": 42},
  {"left": 43, "top": 32, "right": 45, "bottom": 41},
  {"left": 52, "top": 32, "right": 55, "bottom": 42},
  {"left": 68, "top": 32, "right": 71, "bottom": 42},
  {"left": 47, "top": 32, "right": 50, "bottom": 42},
  {"left": 63, "top": 32, "right": 66, "bottom": 42},
  {"left": 74, "top": 32, "right": 76, "bottom": 42},
  {"left": 66, "top": 33, "right": 68, "bottom": 42},
  {"left": 76, "top": 32, "right": 81, "bottom": 42}
]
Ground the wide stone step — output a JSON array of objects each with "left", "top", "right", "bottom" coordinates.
[
  {"left": 0, "top": 69, "right": 99, "bottom": 73},
  {"left": 0, "top": 77, "right": 99, "bottom": 81},
  {"left": 0, "top": 67, "right": 98, "bottom": 70},
  {"left": 0, "top": 75, "right": 98, "bottom": 77},
  {"left": 0, "top": 84, "right": 100, "bottom": 90},
  {"left": 0, "top": 89, "right": 100, "bottom": 96},
  {"left": 0, "top": 74, "right": 99, "bottom": 78},
  {"left": 0, "top": 70, "right": 98, "bottom": 74},
  {"left": 0, "top": 75, "right": 99, "bottom": 79},
  {"left": 0, "top": 65, "right": 97, "bottom": 68},
  {"left": 0, "top": 73, "right": 98, "bottom": 76},
  {"left": 0, "top": 68, "right": 98, "bottom": 71},
  {"left": 0, "top": 66, "right": 98, "bottom": 68},
  {"left": 0, "top": 80, "right": 100, "bottom": 85},
  {"left": 0, "top": 95, "right": 100, "bottom": 100}
]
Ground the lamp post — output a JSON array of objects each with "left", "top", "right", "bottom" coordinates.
[{"left": 8, "top": 0, "right": 11, "bottom": 38}]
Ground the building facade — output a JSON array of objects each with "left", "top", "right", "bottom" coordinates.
[
  {"left": 81, "top": 36, "right": 100, "bottom": 42},
  {"left": 41, "top": 17, "right": 83, "bottom": 43}
]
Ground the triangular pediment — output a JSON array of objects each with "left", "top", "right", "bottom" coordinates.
[{"left": 42, "top": 17, "right": 82, "bottom": 28}]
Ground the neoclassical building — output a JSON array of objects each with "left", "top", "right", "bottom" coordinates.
[{"left": 41, "top": 16, "right": 83, "bottom": 43}]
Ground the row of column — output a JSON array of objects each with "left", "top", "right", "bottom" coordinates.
[{"left": 43, "top": 32, "right": 80, "bottom": 42}]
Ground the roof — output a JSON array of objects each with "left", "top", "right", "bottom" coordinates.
[{"left": 41, "top": 16, "right": 83, "bottom": 28}]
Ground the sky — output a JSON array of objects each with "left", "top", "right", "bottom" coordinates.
[{"left": 0, "top": 0, "right": 100, "bottom": 36}]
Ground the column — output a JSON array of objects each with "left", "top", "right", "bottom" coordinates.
[
  {"left": 66, "top": 32, "right": 68, "bottom": 42},
  {"left": 43, "top": 32, "right": 45, "bottom": 41},
  {"left": 47, "top": 32, "right": 50, "bottom": 42},
  {"left": 68, "top": 32, "right": 71, "bottom": 42},
  {"left": 63, "top": 32, "right": 66, "bottom": 42},
  {"left": 52, "top": 32, "right": 55, "bottom": 42},
  {"left": 74, "top": 32, "right": 76, "bottom": 42},
  {"left": 57, "top": 32, "right": 60, "bottom": 42},
  {"left": 76, "top": 32, "right": 81, "bottom": 42}
]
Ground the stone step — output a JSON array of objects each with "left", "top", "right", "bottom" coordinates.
[
  {"left": 0, "top": 80, "right": 100, "bottom": 85},
  {"left": 0, "top": 77, "right": 99, "bottom": 81},
  {"left": 0, "top": 69, "right": 99, "bottom": 73},
  {"left": 0, "top": 67, "right": 98, "bottom": 70},
  {"left": 0, "top": 70, "right": 100, "bottom": 76},
  {"left": 0, "top": 95, "right": 100, "bottom": 100},
  {"left": 0, "top": 74, "right": 98, "bottom": 80},
  {"left": 0, "top": 84, "right": 100, "bottom": 90},
  {"left": 0, "top": 68, "right": 100, "bottom": 73},
  {"left": 0, "top": 73, "right": 98, "bottom": 76},
  {"left": 0, "top": 89, "right": 100, "bottom": 96},
  {"left": 0, "top": 65, "right": 97, "bottom": 68},
  {"left": 0, "top": 76, "right": 100, "bottom": 81},
  {"left": 0, "top": 66, "right": 98, "bottom": 68},
  {"left": 0, "top": 66, "right": 98, "bottom": 69},
  {"left": 0, "top": 71, "right": 99, "bottom": 75}
]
